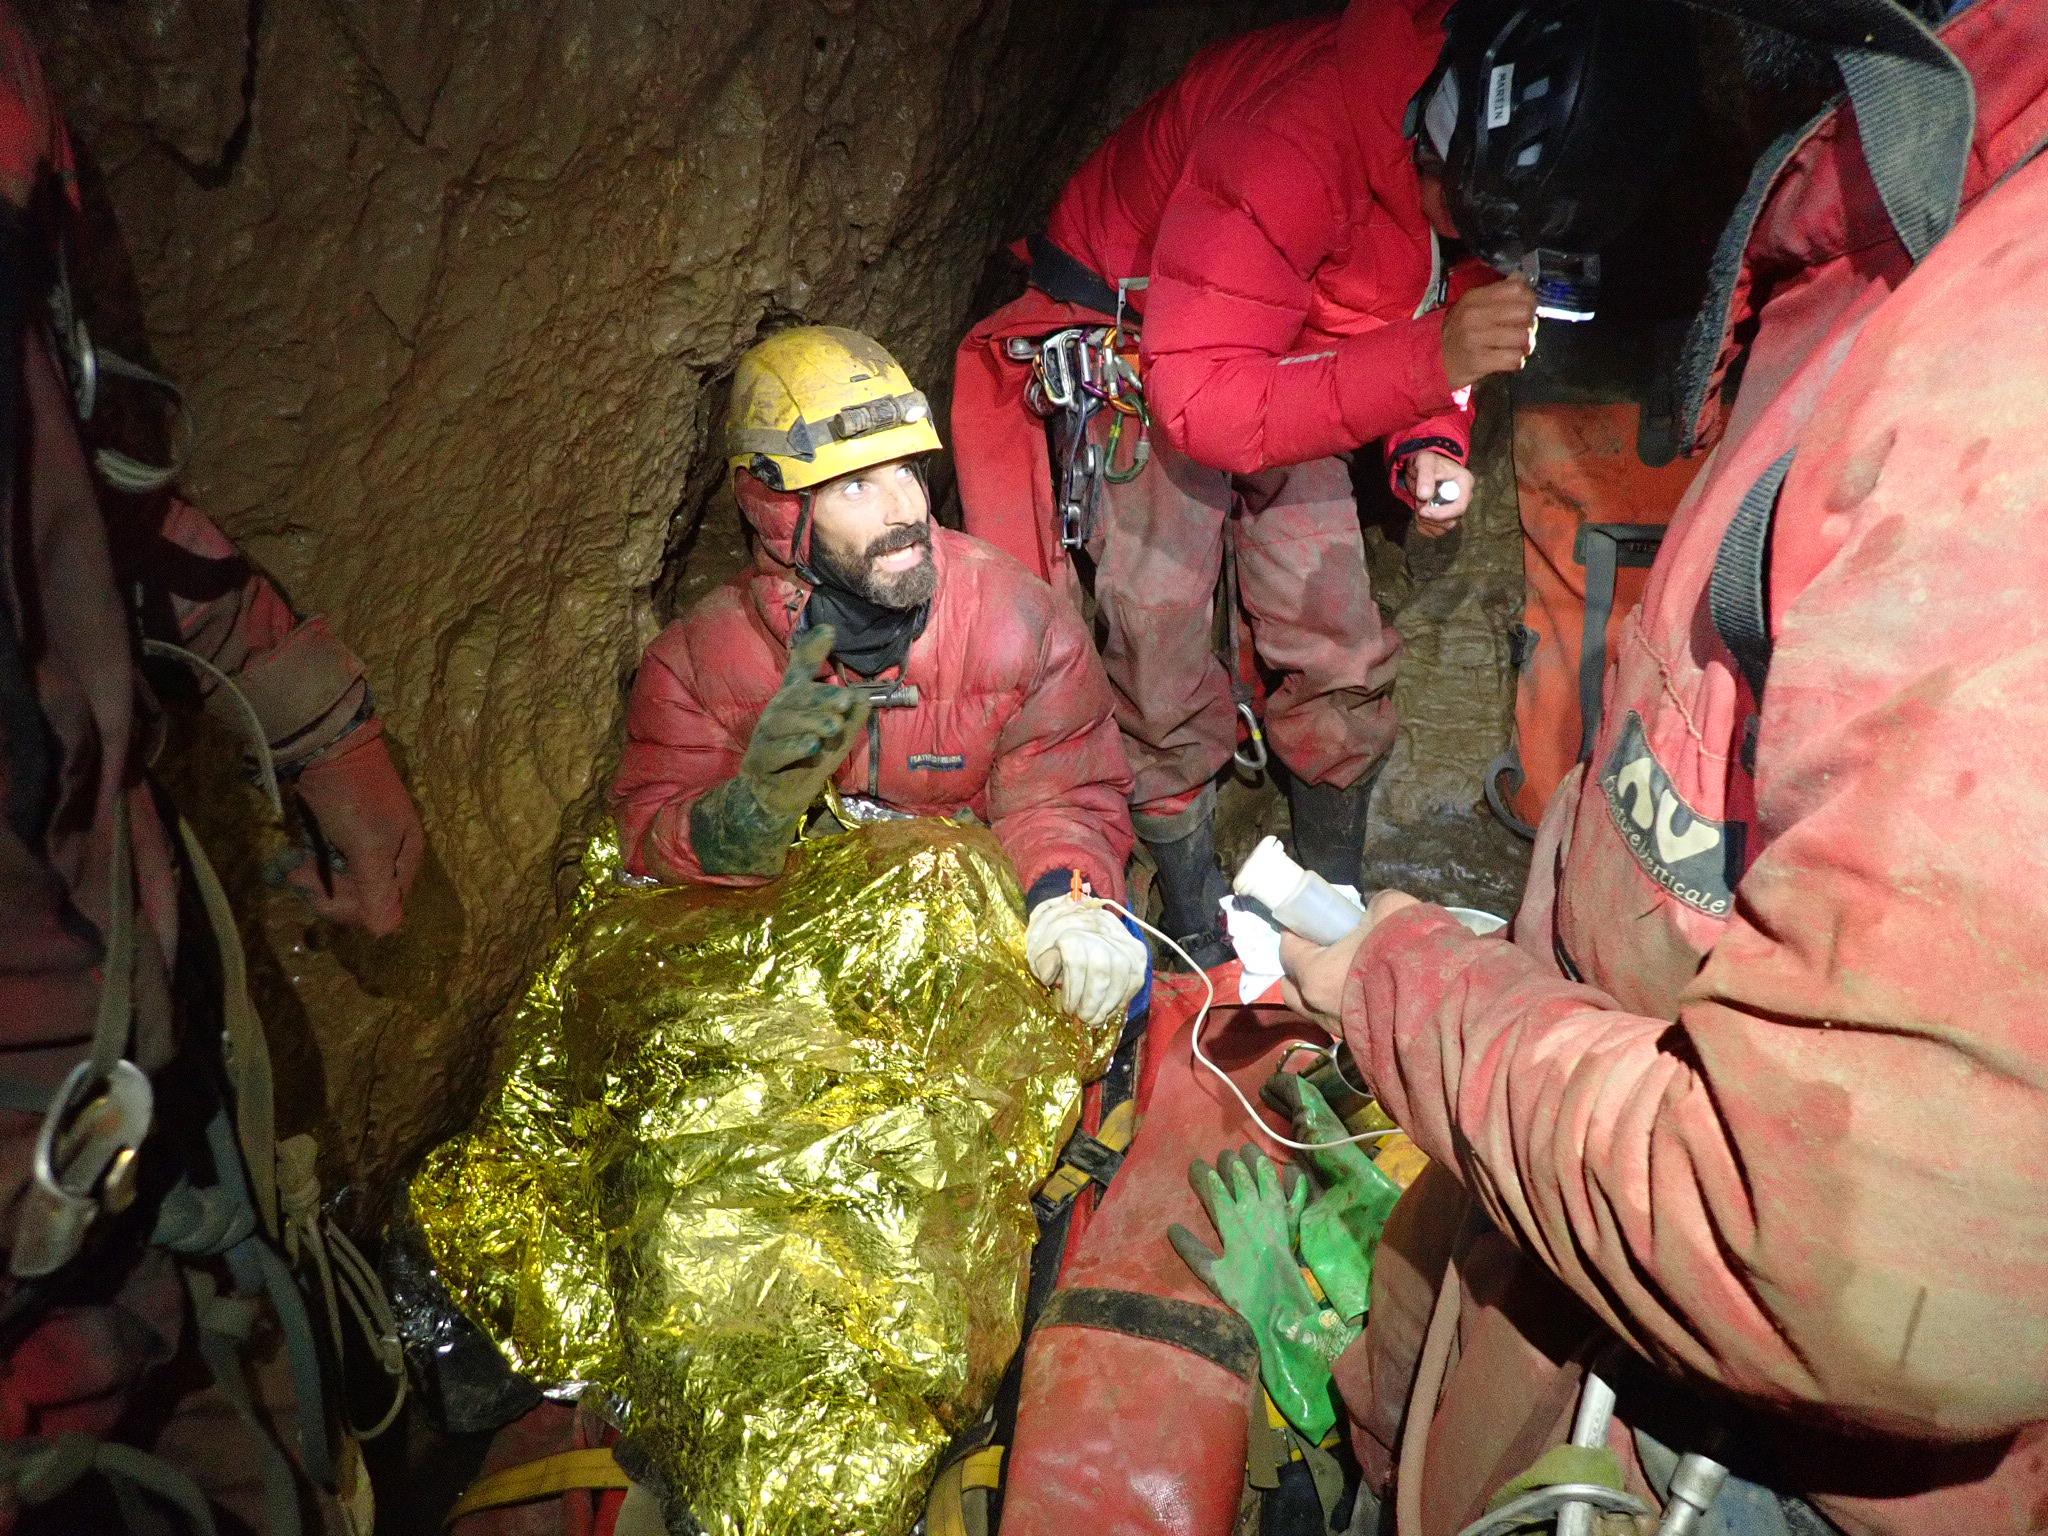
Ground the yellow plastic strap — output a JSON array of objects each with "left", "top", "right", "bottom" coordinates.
[
  {"left": 925, "top": 1445, "right": 1004, "bottom": 1536},
  {"left": 961, "top": 1445, "right": 1004, "bottom": 1489},
  {"left": 446, "top": 1448, "right": 632, "bottom": 1523},
  {"left": 1034, "top": 1099, "right": 1140, "bottom": 1206}
]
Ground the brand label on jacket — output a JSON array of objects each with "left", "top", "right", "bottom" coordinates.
[
  {"left": 908, "top": 753, "right": 966, "bottom": 772},
  {"left": 1601, "top": 712, "right": 1743, "bottom": 917}
]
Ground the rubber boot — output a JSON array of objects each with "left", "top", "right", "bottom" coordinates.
[
  {"left": 1134, "top": 784, "right": 1233, "bottom": 972},
  {"left": 1285, "top": 762, "right": 1381, "bottom": 894}
]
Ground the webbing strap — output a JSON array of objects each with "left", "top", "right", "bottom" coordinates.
[
  {"left": 1572, "top": 525, "right": 1667, "bottom": 763},
  {"left": 1024, "top": 233, "right": 1124, "bottom": 319},
  {"left": 177, "top": 818, "right": 278, "bottom": 1238},
  {"left": 0, "top": 200, "right": 48, "bottom": 858},
  {"left": 1708, "top": 452, "right": 1796, "bottom": 706},
  {"left": 1037, "top": 1286, "right": 1260, "bottom": 1383},
  {"left": 89, "top": 793, "right": 137, "bottom": 1083},
  {"left": 446, "top": 1448, "right": 631, "bottom": 1523},
  {"left": 0, "top": 1432, "right": 219, "bottom": 1535}
]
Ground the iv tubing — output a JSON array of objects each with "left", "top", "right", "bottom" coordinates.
[{"left": 1099, "top": 898, "right": 1403, "bottom": 1154}]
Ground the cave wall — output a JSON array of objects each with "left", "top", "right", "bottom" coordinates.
[{"left": 22, "top": 0, "right": 1357, "bottom": 1205}]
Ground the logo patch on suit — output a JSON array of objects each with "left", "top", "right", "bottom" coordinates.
[
  {"left": 908, "top": 753, "right": 966, "bottom": 772},
  {"left": 1601, "top": 711, "right": 1743, "bottom": 917}
]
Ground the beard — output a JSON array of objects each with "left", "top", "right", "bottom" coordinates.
[{"left": 813, "top": 519, "right": 938, "bottom": 610}]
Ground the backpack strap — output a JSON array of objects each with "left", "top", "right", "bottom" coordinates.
[
  {"left": 1708, "top": 452, "right": 1796, "bottom": 704},
  {"left": 1573, "top": 523, "right": 1666, "bottom": 763},
  {"left": 1707, "top": 450, "right": 1796, "bottom": 773}
]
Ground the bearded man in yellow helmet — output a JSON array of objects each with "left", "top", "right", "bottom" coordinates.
[{"left": 610, "top": 326, "right": 1146, "bottom": 1025}]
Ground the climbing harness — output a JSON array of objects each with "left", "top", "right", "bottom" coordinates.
[
  {"left": 1011, "top": 276, "right": 1152, "bottom": 553},
  {"left": 48, "top": 249, "right": 195, "bottom": 494},
  {"left": 1220, "top": 533, "right": 1268, "bottom": 773},
  {"left": 0, "top": 644, "right": 407, "bottom": 1533}
]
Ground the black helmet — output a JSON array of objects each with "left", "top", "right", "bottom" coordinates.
[{"left": 1409, "top": 0, "right": 1699, "bottom": 318}]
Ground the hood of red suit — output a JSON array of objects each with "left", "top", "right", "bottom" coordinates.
[
  {"left": 733, "top": 466, "right": 810, "bottom": 576},
  {"left": 1337, "top": 0, "right": 1453, "bottom": 227}
]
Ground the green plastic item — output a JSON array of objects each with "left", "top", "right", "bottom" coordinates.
[
  {"left": 1265, "top": 1073, "right": 1405, "bottom": 1323},
  {"left": 1168, "top": 1146, "right": 1359, "bottom": 1441}
]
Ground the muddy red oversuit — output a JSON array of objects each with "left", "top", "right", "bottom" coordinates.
[
  {"left": 0, "top": 8, "right": 422, "bottom": 1527},
  {"left": 1328, "top": 5, "right": 2048, "bottom": 1533},
  {"left": 951, "top": 0, "right": 1477, "bottom": 815},
  {"left": 611, "top": 473, "right": 1134, "bottom": 899}
]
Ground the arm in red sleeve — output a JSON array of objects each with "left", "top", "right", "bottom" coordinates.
[
  {"left": 1342, "top": 415, "right": 2048, "bottom": 1441},
  {"left": 1346, "top": 877, "right": 2048, "bottom": 1444},
  {"left": 986, "top": 594, "right": 1135, "bottom": 903},
  {"left": 135, "top": 496, "right": 422, "bottom": 932},
  {"left": 608, "top": 625, "right": 756, "bottom": 886},
  {"left": 137, "top": 497, "right": 375, "bottom": 773},
  {"left": 1140, "top": 122, "right": 1458, "bottom": 475}
]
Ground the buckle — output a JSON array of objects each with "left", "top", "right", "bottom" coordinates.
[{"left": 12, "top": 1059, "right": 154, "bottom": 1278}]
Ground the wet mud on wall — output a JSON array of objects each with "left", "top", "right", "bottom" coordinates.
[
  {"left": 22, "top": 0, "right": 1390, "bottom": 1211},
  {"left": 27, "top": 0, "right": 1769, "bottom": 1216}
]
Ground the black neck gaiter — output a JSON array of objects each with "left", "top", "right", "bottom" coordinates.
[{"left": 802, "top": 581, "right": 930, "bottom": 679}]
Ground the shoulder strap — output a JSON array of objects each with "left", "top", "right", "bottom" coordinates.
[
  {"left": 1573, "top": 524, "right": 1667, "bottom": 763},
  {"left": 1024, "top": 234, "right": 1125, "bottom": 319},
  {"left": 1707, "top": 450, "right": 1796, "bottom": 705}
]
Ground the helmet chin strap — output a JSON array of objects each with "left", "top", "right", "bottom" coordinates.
[
  {"left": 789, "top": 489, "right": 826, "bottom": 588},
  {"left": 1677, "top": 0, "right": 1973, "bottom": 263}
]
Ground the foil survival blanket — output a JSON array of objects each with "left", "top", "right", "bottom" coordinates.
[{"left": 412, "top": 819, "right": 1115, "bottom": 1535}]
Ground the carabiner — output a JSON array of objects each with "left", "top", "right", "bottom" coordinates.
[
  {"left": 1104, "top": 398, "right": 1151, "bottom": 484},
  {"left": 1233, "top": 700, "right": 1269, "bottom": 773}
]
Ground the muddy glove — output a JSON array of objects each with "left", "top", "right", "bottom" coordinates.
[
  {"left": 691, "top": 625, "right": 871, "bottom": 877},
  {"left": 290, "top": 728, "right": 424, "bottom": 936},
  {"left": 1264, "top": 1074, "right": 1403, "bottom": 1324},
  {"left": 1168, "top": 1146, "right": 1358, "bottom": 1441},
  {"left": 1025, "top": 895, "right": 1149, "bottom": 1025}
]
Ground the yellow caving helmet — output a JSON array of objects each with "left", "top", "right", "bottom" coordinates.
[{"left": 726, "top": 325, "right": 942, "bottom": 492}]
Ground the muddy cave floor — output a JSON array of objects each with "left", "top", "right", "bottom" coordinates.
[{"left": 1212, "top": 767, "right": 1533, "bottom": 920}]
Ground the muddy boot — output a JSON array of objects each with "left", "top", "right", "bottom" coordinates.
[
  {"left": 1286, "top": 762, "right": 1380, "bottom": 893},
  {"left": 1135, "top": 784, "right": 1233, "bottom": 972}
]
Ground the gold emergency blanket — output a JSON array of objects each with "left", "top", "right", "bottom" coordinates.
[{"left": 413, "top": 819, "right": 1115, "bottom": 1535}]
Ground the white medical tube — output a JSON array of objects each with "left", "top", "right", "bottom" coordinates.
[{"left": 1232, "top": 836, "right": 1365, "bottom": 945}]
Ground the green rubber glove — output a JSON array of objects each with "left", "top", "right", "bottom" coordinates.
[
  {"left": 691, "top": 625, "right": 872, "bottom": 877},
  {"left": 1168, "top": 1146, "right": 1359, "bottom": 1441},
  {"left": 1263, "top": 1074, "right": 1404, "bottom": 1324}
]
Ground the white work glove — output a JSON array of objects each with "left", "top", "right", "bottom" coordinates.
[{"left": 1026, "top": 896, "right": 1149, "bottom": 1026}]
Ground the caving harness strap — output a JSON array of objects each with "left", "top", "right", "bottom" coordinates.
[
  {"left": 1484, "top": 520, "right": 1668, "bottom": 842},
  {"left": 1, "top": 645, "right": 405, "bottom": 1534},
  {"left": 1014, "top": 236, "right": 1151, "bottom": 553},
  {"left": 1014, "top": 240, "right": 1273, "bottom": 773}
]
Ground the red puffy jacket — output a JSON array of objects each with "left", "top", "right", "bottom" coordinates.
[
  {"left": 1338, "top": 4, "right": 2048, "bottom": 1532},
  {"left": 1048, "top": 0, "right": 1471, "bottom": 475},
  {"left": 611, "top": 474, "right": 1135, "bottom": 901}
]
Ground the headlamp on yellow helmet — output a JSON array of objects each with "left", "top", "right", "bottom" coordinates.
[{"left": 726, "top": 326, "right": 942, "bottom": 492}]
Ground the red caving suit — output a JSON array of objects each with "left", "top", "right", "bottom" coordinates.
[
  {"left": 611, "top": 473, "right": 1135, "bottom": 901},
  {"left": 1332, "top": 4, "right": 2048, "bottom": 1532},
  {"left": 952, "top": 0, "right": 1477, "bottom": 814},
  {"left": 0, "top": 7, "right": 417, "bottom": 1527}
]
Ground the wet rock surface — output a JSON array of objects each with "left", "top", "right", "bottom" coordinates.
[
  {"left": 1360, "top": 376, "right": 1531, "bottom": 917},
  {"left": 28, "top": 0, "right": 1389, "bottom": 1208}
]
